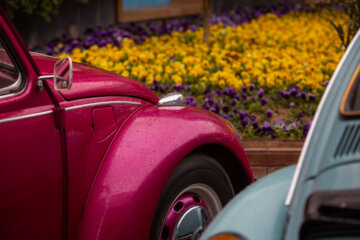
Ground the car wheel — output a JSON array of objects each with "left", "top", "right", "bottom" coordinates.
[{"left": 150, "top": 153, "right": 234, "bottom": 240}]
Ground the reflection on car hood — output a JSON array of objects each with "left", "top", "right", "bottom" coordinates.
[{"left": 31, "top": 53, "right": 159, "bottom": 103}]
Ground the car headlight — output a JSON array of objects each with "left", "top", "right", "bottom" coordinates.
[{"left": 207, "top": 233, "right": 246, "bottom": 240}]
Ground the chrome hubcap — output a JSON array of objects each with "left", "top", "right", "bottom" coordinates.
[
  {"left": 174, "top": 206, "right": 208, "bottom": 240},
  {"left": 161, "top": 184, "right": 222, "bottom": 240}
]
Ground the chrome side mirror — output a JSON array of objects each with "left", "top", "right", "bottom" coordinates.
[{"left": 54, "top": 57, "right": 73, "bottom": 90}]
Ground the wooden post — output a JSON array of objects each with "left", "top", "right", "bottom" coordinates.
[{"left": 203, "top": 0, "right": 211, "bottom": 44}]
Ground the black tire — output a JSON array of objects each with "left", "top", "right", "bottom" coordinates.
[{"left": 149, "top": 153, "right": 234, "bottom": 240}]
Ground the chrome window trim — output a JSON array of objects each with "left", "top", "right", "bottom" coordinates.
[
  {"left": 65, "top": 100, "right": 141, "bottom": 111},
  {"left": 0, "top": 72, "right": 22, "bottom": 95},
  {"left": 0, "top": 36, "right": 26, "bottom": 98},
  {"left": 0, "top": 110, "right": 53, "bottom": 124},
  {"left": 0, "top": 73, "right": 26, "bottom": 100},
  {"left": 285, "top": 30, "right": 360, "bottom": 206}
]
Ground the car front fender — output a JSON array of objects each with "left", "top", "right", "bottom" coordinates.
[
  {"left": 200, "top": 165, "right": 296, "bottom": 240},
  {"left": 76, "top": 105, "right": 252, "bottom": 240}
]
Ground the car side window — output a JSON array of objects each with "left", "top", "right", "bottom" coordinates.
[
  {"left": 341, "top": 65, "right": 360, "bottom": 115},
  {"left": 0, "top": 40, "right": 21, "bottom": 96}
]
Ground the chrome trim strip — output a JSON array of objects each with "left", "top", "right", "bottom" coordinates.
[
  {"left": 285, "top": 30, "right": 360, "bottom": 206},
  {"left": 0, "top": 72, "right": 22, "bottom": 95},
  {"left": 38, "top": 75, "right": 54, "bottom": 81},
  {"left": 0, "top": 101, "right": 141, "bottom": 124},
  {"left": 65, "top": 101, "right": 141, "bottom": 111},
  {"left": 0, "top": 92, "right": 16, "bottom": 99},
  {"left": 0, "top": 110, "right": 53, "bottom": 124},
  {"left": 0, "top": 72, "right": 25, "bottom": 100}
]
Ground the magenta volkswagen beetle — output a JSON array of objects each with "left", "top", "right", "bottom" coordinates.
[{"left": 0, "top": 9, "right": 253, "bottom": 240}]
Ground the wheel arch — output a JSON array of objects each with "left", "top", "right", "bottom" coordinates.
[
  {"left": 76, "top": 106, "right": 253, "bottom": 240},
  {"left": 188, "top": 144, "right": 252, "bottom": 194}
]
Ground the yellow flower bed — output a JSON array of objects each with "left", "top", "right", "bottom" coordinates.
[{"left": 59, "top": 9, "right": 347, "bottom": 93}]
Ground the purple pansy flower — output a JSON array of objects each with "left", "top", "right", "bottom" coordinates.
[
  {"left": 215, "top": 90, "right": 223, "bottom": 96},
  {"left": 231, "top": 99, "right": 238, "bottom": 106},
  {"left": 299, "top": 92, "right": 307, "bottom": 100},
  {"left": 189, "top": 102, "right": 197, "bottom": 107},
  {"left": 203, "top": 88, "right": 211, "bottom": 95},
  {"left": 225, "top": 88, "right": 236, "bottom": 97},
  {"left": 289, "top": 86, "right": 299, "bottom": 97},
  {"left": 215, "top": 104, "right": 220, "bottom": 113},
  {"left": 242, "top": 93, "right": 248, "bottom": 101},
  {"left": 186, "top": 96, "right": 195, "bottom": 105},
  {"left": 303, "top": 122, "right": 312, "bottom": 136},
  {"left": 241, "top": 119, "right": 249, "bottom": 127},
  {"left": 258, "top": 88, "right": 264, "bottom": 98},
  {"left": 283, "top": 91, "right": 290, "bottom": 99},
  {"left": 261, "top": 98, "right": 267, "bottom": 106},
  {"left": 172, "top": 84, "right": 183, "bottom": 91},
  {"left": 263, "top": 121, "right": 271, "bottom": 129},
  {"left": 239, "top": 111, "right": 247, "bottom": 120},
  {"left": 202, "top": 103, "right": 210, "bottom": 110},
  {"left": 266, "top": 109, "right": 273, "bottom": 118},
  {"left": 308, "top": 93, "right": 316, "bottom": 101},
  {"left": 207, "top": 97, "right": 215, "bottom": 105},
  {"left": 275, "top": 119, "right": 284, "bottom": 125}
]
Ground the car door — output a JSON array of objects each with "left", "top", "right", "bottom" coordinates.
[{"left": 0, "top": 12, "right": 63, "bottom": 239}]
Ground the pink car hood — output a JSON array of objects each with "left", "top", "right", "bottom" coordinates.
[{"left": 31, "top": 53, "right": 159, "bottom": 103}]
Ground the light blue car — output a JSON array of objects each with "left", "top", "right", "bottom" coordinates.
[{"left": 200, "top": 30, "right": 360, "bottom": 240}]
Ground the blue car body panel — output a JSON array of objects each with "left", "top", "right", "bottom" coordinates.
[
  {"left": 200, "top": 165, "right": 296, "bottom": 240},
  {"left": 283, "top": 30, "right": 360, "bottom": 239}
]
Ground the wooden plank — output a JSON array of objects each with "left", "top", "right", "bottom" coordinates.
[
  {"left": 251, "top": 166, "right": 267, "bottom": 179},
  {"left": 241, "top": 139, "right": 304, "bottom": 149},
  {"left": 246, "top": 152, "right": 298, "bottom": 166},
  {"left": 242, "top": 140, "right": 303, "bottom": 178},
  {"left": 245, "top": 148, "right": 303, "bottom": 153}
]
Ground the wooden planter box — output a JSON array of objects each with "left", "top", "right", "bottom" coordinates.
[{"left": 242, "top": 140, "right": 304, "bottom": 179}]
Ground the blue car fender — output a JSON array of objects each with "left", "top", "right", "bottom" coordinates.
[{"left": 201, "top": 165, "right": 296, "bottom": 240}]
